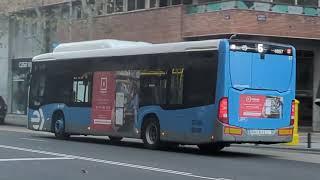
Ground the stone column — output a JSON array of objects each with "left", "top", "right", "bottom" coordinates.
[{"left": 313, "top": 48, "right": 320, "bottom": 132}]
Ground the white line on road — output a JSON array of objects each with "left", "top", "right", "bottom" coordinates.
[
  {"left": 0, "top": 144, "right": 231, "bottom": 180},
  {"left": 20, "top": 138, "right": 48, "bottom": 142},
  {"left": 0, "top": 157, "right": 74, "bottom": 162}
]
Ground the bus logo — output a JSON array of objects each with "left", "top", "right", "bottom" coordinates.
[
  {"left": 246, "top": 96, "right": 252, "bottom": 103},
  {"left": 30, "top": 109, "right": 45, "bottom": 130},
  {"left": 100, "top": 77, "right": 108, "bottom": 91}
]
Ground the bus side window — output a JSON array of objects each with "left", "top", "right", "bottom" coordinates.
[
  {"left": 168, "top": 68, "right": 183, "bottom": 105},
  {"left": 72, "top": 73, "right": 92, "bottom": 105},
  {"left": 183, "top": 66, "right": 216, "bottom": 107},
  {"left": 139, "top": 70, "right": 167, "bottom": 106}
]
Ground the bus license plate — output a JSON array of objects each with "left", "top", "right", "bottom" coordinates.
[{"left": 247, "top": 130, "right": 275, "bottom": 136}]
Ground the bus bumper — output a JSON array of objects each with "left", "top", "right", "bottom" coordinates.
[{"left": 214, "top": 121, "right": 293, "bottom": 144}]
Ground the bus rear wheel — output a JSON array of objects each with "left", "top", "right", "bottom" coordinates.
[
  {"left": 198, "top": 143, "right": 225, "bottom": 153},
  {"left": 53, "top": 113, "right": 70, "bottom": 139},
  {"left": 142, "top": 119, "right": 161, "bottom": 150}
]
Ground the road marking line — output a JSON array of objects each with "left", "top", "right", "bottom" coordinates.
[
  {"left": 0, "top": 157, "right": 74, "bottom": 162},
  {"left": 0, "top": 144, "right": 231, "bottom": 180},
  {"left": 20, "top": 138, "right": 47, "bottom": 142}
]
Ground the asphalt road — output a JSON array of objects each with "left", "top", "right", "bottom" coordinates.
[{"left": 0, "top": 125, "right": 319, "bottom": 180}]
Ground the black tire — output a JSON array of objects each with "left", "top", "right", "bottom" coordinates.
[
  {"left": 0, "top": 118, "right": 4, "bottom": 125},
  {"left": 198, "top": 143, "right": 225, "bottom": 153},
  {"left": 142, "top": 118, "right": 161, "bottom": 150},
  {"left": 53, "top": 112, "right": 70, "bottom": 139},
  {"left": 108, "top": 136, "right": 123, "bottom": 142}
]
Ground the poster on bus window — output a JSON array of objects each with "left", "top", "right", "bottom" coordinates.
[
  {"left": 91, "top": 71, "right": 140, "bottom": 133},
  {"left": 114, "top": 71, "right": 140, "bottom": 133},
  {"left": 239, "top": 95, "right": 283, "bottom": 119},
  {"left": 91, "top": 72, "right": 116, "bottom": 131}
]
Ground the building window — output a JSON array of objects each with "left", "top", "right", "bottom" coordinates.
[
  {"left": 273, "top": 0, "right": 295, "bottom": 5},
  {"left": 128, "top": 0, "right": 146, "bottom": 11},
  {"left": 22, "top": 21, "right": 28, "bottom": 35},
  {"left": 197, "top": 0, "right": 220, "bottom": 4},
  {"left": 73, "top": 5, "right": 82, "bottom": 19},
  {"left": 297, "top": 0, "right": 318, "bottom": 6},
  {"left": 128, "top": 0, "right": 136, "bottom": 10},
  {"left": 95, "top": 1, "right": 104, "bottom": 15},
  {"left": 158, "top": 0, "right": 190, "bottom": 6},
  {"left": 183, "top": 0, "right": 192, "bottom": 4},
  {"left": 115, "top": 0, "right": 124, "bottom": 12},
  {"left": 296, "top": 51, "right": 314, "bottom": 97},
  {"left": 106, "top": 0, "right": 124, "bottom": 13},
  {"left": 137, "top": 0, "right": 146, "bottom": 9},
  {"left": 172, "top": 0, "right": 182, "bottom": 5},
  {"left": 31, "top": 22, "right": 37, "bottom": 35},
  {"left": 150, "top": 0, "right": 158, "bottom": 7},
  {"left": 106, "top": 0, "right": 114, "bottom": 13},
  {"left": 159, "top": 0, "right": 169, "bottom": 7}
]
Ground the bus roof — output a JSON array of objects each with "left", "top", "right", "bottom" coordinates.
[{"left": 32, "top": 39, "right": 221, "bottom": 62}]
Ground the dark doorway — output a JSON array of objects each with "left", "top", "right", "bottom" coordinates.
[{"left": 296, "top": 50, "right": 314, "bottom": 127}]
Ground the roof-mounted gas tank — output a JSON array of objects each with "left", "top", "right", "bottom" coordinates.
[{"left": 53, "top": 39, "right": 152, "bottom": 53}]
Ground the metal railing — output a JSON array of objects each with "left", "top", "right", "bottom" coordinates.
[{"left": 186, "top": 0, "right": 320, "bottom": 16}]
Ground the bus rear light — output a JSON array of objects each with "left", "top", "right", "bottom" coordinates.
[
  {"left": 290, "top": 101, "right": 295, "bottom": 126},
  {"left": 224, "top": 126, "right": 242, "bottom": 136},
  {"left": 218, "top": 97, "right": 228, "bottom": 124},
  {"left": 278, "top": 128, "right": 293, "bottom": 136},
  {"left": 286, "top": 48, "right": 292, "bottom": 55}
]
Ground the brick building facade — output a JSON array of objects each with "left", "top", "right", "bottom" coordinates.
[{"left": 0, "top": 0, "right": 320, "bottom": 131}]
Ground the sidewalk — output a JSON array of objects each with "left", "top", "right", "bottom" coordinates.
[
  {"left": 237, "top": 132, "right": 320, "bottom": 152},
  {"left": 3, "top": 114, "right": 27, "bottom": 127}
]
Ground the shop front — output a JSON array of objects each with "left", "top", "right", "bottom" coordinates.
[{"left": 11, "top": 58, "right": 31, "bottom": 115}]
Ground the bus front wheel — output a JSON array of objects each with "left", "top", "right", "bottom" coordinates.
[
  {"left": 142, "top": 119, "right": 161, "bottom": 150},
  {"left": 53, "top": 113, "right": 70, "bottom": 139}
]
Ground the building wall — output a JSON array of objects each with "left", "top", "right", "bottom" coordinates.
[
  {"left": 7, "top": 13, "right": 47, "bottom": 114},
  {"left": 56, "top": 6, "right": 183, "bottom": 44},
  {"left": 0, "top": 16, "right": 9, "bottom": 104},
  {"left": 10, "top": 18, "right": 45, "bottom": 59},
  {"left": 183, "top": 10, "right": 320, "bottom": 40}
]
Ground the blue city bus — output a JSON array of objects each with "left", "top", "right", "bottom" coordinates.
[{"left": 28, "top": 39, "right": 296, "bottom": 152}]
